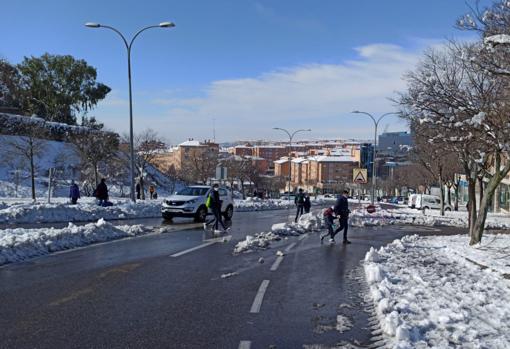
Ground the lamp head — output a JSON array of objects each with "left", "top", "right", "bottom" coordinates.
[
  {"left": 85, "top": 22, "right": 101, "bottom": 28},
  {"left": 159, "top": 22, "right": 175, "bottom": 28},
  {"left": 352, "top": 110, "right": 360, "bottom": 114}
]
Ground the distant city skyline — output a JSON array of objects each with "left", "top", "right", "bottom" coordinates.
[{"left": 0, "top": 0, "right": 486, "bottom": 143}]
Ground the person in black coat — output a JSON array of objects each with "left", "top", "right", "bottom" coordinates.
[
  {"left": 95, "top": 178, "right": 109, "bottom": 206},
  {"left": 294, "top": 188, "right": 305, "bottom": 222},
  {"left": 333, "top": 190, "right": 351, "bottom": 244},
  {"left": 303, "top": 193, "right": 311, "bottom": 214}
]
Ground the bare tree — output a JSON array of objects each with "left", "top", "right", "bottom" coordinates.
[
  {"left": 5, "top": 127, "right": 47, "bottom": 200},
  {"left": 72, "top": 130, "right": 119, "bottom": 187}
]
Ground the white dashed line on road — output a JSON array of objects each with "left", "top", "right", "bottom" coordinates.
[
  {"left": 238, "top": 340, "right": 251, "bottom": 349},
  {"left": 270, "top": 256, "right": 284, "bottom": 271},
  {"left": 298, "top": 233, "right": 308, "bottom": 241},
  {"left": 284, "top": 242, "right": 296, "bottom": 252},
  {"left": 170, "top": 241, "right": 217, "bottom": 257},
  {"left": 250, "top": 279, "right": 270, "bottom": 313}
]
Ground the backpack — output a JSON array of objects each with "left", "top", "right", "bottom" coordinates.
[
  {"left": 297, "top": 193, "right": 305, "bottom": 205},
  {"left": 205, "top": 195, "right": 212, "bottom": 208}
]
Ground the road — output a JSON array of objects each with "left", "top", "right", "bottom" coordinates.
[{"left": 0, "top": 208, "right": 465, "bottom": 348}]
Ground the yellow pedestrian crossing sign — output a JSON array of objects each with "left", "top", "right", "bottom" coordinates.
[{"left": 353, "top": 168, "right": 368, "bottom": 184}]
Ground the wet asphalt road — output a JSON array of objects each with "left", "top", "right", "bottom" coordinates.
[{"left": 0, "top": 207, "right": 466, "bottom": 349}]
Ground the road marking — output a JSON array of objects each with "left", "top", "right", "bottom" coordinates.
[
  {"left": 298, "top": 233, "right": 308, "bottom": 241},
  {"left": 285, "top": 242, "right": 296, "bottom": 252},
  {"left": 250, "top": 279, "right": 270, "bottom": 313},
  {"left": 170, "top": 241, "right": 216, "bottom": 257},
  {"left": 270, "top": 256, "right": 284, "bottom": 271},
  {"left": 238, "top": 341, "right": 251, "bottom": 349}
]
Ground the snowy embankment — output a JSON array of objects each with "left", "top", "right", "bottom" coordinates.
[
  {"left": 234, "top": 212, "right": 324, "bottom": 254},
  {"left": 350, "top": 206, "right": 510, "bottom": 229},
  {"left": 0, "top": 219, "right": 150, "bottom": 266},
  {"left": 0, "top": 197, "right": 332, "bottom": 225},
  {"left": 0, "top": 198, "right": 162, "bottom": 224},
  {"left": 364, "top": 234, "right": 510, "bottom": 348}
]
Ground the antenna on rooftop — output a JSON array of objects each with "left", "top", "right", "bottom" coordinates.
[{"left": 213, "top": 117, "right": 216, "bottom": 143}]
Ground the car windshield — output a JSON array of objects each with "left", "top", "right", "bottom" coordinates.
[{"left": 176, "top": 187, "right": 209, "bottom": 196}]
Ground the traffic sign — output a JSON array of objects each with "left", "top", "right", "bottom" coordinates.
[{"left": 353, "top": 168, "right": 368, "bottom": 184}]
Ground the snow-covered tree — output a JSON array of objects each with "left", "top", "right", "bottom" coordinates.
[{"left": 399, "top": 42, "right": 510, "bottom": 244}]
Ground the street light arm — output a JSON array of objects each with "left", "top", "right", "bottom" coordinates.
[
  {"left": 290, "top": 128, "right": 312, "bottom": 139},
  {"left": 376, "top": 112, "right": 399, "bottom": 127},
  {"left": 129, "top": 25, "right": 161, "bottom": 50},
  {"left": 98, "top": 25, "right": 130, "bottom": 50},
  {"left": 352, "top": 111, "right": 376, "bottom": 125},
  {"left": 273, "top": 127, "right": 292, "bottom": 140}
]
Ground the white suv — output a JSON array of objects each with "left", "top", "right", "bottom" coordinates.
[{"left": 161, "top": 185, "right": 234, "bottom": 222}]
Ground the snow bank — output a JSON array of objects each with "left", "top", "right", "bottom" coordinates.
[
  {"left": 0, "top": 219, "right": 150, "bottom": 266},
  {"left": 350, "top": 206, "right": 510, "bottom": 229},
  {"left": 364, "top": 234, "right": 510, "bottom": 348},
  {"left": 234, "top": 197, "right": 328, "bottom": 212},
  {"left": 0, "top": 198, "right": 162, "bottom": 224},
  {"left": 233, "top": 212, "right": 325, "bottom": 254}
]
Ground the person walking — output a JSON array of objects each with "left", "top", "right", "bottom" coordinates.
[
  {"left": 320, "top": 206, "right": 341, "bottom": 244},
  {"left": 69, "top": 180, "right": 80, "bottom": 205},
  {"left": 149, "top": 185, "right": 155, "bottom": 200},
  {"left": 334, "top": 190, "right": 351, "bottom": 244},
  {"left": 205, "top": 184, "right": 228, "bottom": 233},
  {"left": 304, "top": 193, "right": 311, "bottom": 214},
  {"left": 135, "top": 181, "right": 141, "bottom": 200},
  {"left": 95, "top": 178, "right": 109, "bottom": 207},
  {"left": 294, "top": 188, "right": 305, "bottom": 222}
]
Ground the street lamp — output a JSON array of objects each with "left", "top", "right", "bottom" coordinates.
[
  {"left": 85, "top": 21, "right": 175, "bottom": 202},
  {"left": 273, "top": 127, "right": 311, "bottom": 201},
  {"left": 352, "top": 111, "right": 398, "bottom": 204}
]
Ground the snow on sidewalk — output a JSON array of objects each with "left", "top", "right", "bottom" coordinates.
[
  {"left": 350, "top": 206, "right": 510, "bottom": 229},
  {"left": 0, "top": 219, "right": 150, "bottom": 266},
  {"left": 364, "top": 234, "right": 510, "bottom": 348},
  {"left": 233, "top": 212, "right": 325, "bottom": 254}
]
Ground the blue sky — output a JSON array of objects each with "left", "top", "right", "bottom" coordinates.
[{"left": 0, "top": 0, "right": 485, "bottom": 144}]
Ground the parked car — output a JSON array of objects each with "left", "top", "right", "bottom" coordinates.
[
  {"left": 161, "top": 185, "right": 234, "bottom": 222},
  {"left": 415, "top": 194, "right": 452, "bottom": 211}
]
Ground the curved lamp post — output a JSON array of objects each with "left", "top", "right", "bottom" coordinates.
[
  {"left": 85, "top": 21, "right": 175, "bottom": 202},
  {"left": 352, "top": 111, "right": 398, "bottom": 204},
  {"left": 273, "top": 127, "right": 311, "bottom": 201}
]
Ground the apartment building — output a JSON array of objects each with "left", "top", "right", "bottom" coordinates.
[
  {"left": 152, "top": 139, "right": 219, "bottom": 173},
  {"left": 253, "top": 145, "right": 288, "bottom": 162}
]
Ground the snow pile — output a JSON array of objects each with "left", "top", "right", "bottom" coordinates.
[
  {"left": 350, "top": 206, "right": 510, "bottom": 229},
  {"left": 234, "top": 212, "right": 324, "bottom": 254},
  {"left": 0, "top": 219, "right": 150, "bottom": 265},
  {"left": 271, "top": 212, "right": 324, "bottom": 236},
  {"left": 234, "top": 197, "right": 327, "bottom": 212},
  {"left": 233, "top": 232, "right": 281, "bottom": 254},
  {"left": 0, "top": 199, "right": 163, "bottom": 224},
  {"left": 364, "top": 234, "right": 510, "bottom": 348}
]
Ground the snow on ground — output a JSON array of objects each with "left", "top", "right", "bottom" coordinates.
[
  {"left": 233, "top": 212, "right": 325, "bottom": 254},
  {"left": 235, "top": 197, "right": 331, "bottom": 212},
  {"left": 0, "top": 197, "right": 333, "bottom": 225},
  {"left": 0, "top": 219, "right": 150, "bottom": 266},
  {"left": 350, "top": 206, "right": 510, "bottom": 229},
  {"left": 364, "top": 233, "right": 510, "bottom": 348}
]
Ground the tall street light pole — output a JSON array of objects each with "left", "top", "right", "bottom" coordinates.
[
  {"left": 85, "top": 21, "right": 175, "bottom": 202},
  {"left": 273, "top": 127, "right": 311, "bottom": 201},
  {"left": 352, "top": 111, "right": 398, "bottom": 204}
]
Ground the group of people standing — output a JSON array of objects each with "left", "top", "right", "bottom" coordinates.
[{"left": 294, "top": 188, "right": 312, "bottom": 222}]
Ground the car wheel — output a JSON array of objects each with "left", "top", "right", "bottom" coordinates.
[
  {"left": 445, "top": 207, "right": 451, "bottom": 211},
  {"left": 223, "top": 205, "right": 234, "bottom": 220},
  {"left": 422, "top": 206, "right": 429, "bottom": 213},
  {"left": 162, "top": 213, "right": 173, "bottom": 221},
  {"left": 195, "top": 206, "right": 207, "bottom": 222}
]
